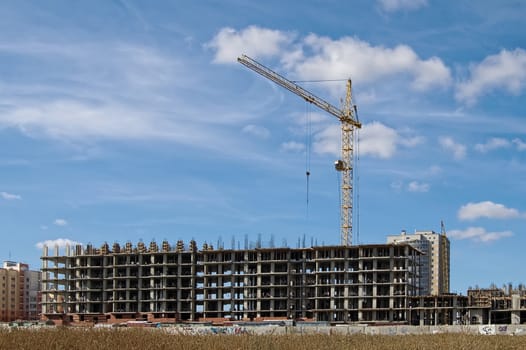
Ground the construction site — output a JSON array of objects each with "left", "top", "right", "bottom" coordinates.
[
  {"left": 40, "top": 240, "right": 526, "bottom": 327},
  {"left": 38, "top": 55, "right": 526, "bottom": 327}
]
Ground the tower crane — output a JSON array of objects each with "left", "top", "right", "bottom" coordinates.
[{"left": 238, "top": 54, "right": 362, "bottom": 246}]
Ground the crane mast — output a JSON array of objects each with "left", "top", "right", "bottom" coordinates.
[{"left": 238, "top": 54, "right": 362, "bottom": 246}]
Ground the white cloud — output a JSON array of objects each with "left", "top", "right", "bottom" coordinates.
[
  {"left": 2, "top": 101, "right": 164, "bottom": 141},
  {"left": 456, "top": 48, "right": 526, "bottom": 105},
  {"left": 54, "top": 219, "right": 68, "bottom": 226},
  {"left": 312, "top": 121, "right": 420, "bottom": 159},
  {"left": 0, "top": 100, "right": 237, "bottom": 152},
  {"left": 439, "top": 136, "right": 466, "bottom": 160},
  {"left": 1, "top": 191, "right": 21, "bottom": 200},
  {"left": 512, "top": 138, "right": 526, "bottom": 151},
  {"left": 474, "top": 137, "right": 510, "bottom": 153},
  {"left": 378, "top": 0, "right": 428, "bottom": 12},
  {"left": 242, "top": 124, "right": 270, "bottom": 139},
  {"left": 290, "top": 34, "right": 451, "bottom": 92},
  {"left": 399, "top": 135, "right": 424, "bottom": 147},
  {"left": 211, "top": 26, "right": 451, "bottom": 92},
  {"left": 448, "top": 227, "right": 513, "bottom": 243},
  {"left": 359, "top": 122, "right": 398, "bottom": 158},
  {"left": 408, "top": 181, "right": 430, "bottom": 192},
  {"left": 281, "top": 141, "right": 305, "bottom": 153},
  {"left": 207, "top": 26, "right": 294, "bottom": 64},
  {"left": 312, "top": 124, "right": 340, "bottom": 156},
  {"left": 35, "top": 238, "right": 81, "bottom": 249},
  {"left": 458, "top": 201, "right": 521, "bottom": 221}
]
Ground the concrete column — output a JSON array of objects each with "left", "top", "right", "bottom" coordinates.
[{"left": 512, "top": 294, "right": 520, "bottom": 324}]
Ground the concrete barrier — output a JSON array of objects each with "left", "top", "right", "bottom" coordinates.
[{"left": 284, "top": 324, "right": 526, "bottom": 336}]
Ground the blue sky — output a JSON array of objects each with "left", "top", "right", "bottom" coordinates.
[{"left": 1, "top": 0, "right": 525, "bottom": 293}]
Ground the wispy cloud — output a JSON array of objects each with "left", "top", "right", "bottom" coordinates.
[
  {"left": 426, "top": 165, "right": 442, "bottom": 176},
  {"left": 456, "top": 48, "right": 526, "bottom": 105},
  {"left": 448, "top": 227, "right": 513, "bottom": 243},
  {"left": 242, "top": 124, "right": 270, "bottom": 139},
  {"left": 2, "top": 101, "right": 170, "bottom": 140},
  {"left": 0, "top": 41, "right": 257, "bottom": 157},
  {"left": 439, "top": 136, "right": 466, "bottom": 160},
  {"left": 458, "top": 201, "right": 522, "bottom": 220},
  {"left": 35, "top": 238, "right": 81, "bottom": 249},
  {"left": 512, "top": 138, "right": 526, "bottom": 151},
  {"left": 54, "top": 219, "right": 68, "bottom": 226},
  {"left": 1, "top": 191, "right": 21, "bottom": 200},
  {"left": 474, "top": 137, "right": 511, "bottom": 153},
  {"left": 377, "top": 0, "right": 428, "bottom": 13},
  {"left": 390, "top": 181, "right": 403, "bottom": 191},
  {"left": 407, "top": 181, "right": 430, "bottom": 192},
  {"left": 281, "top": 141, "right": 305, "bottom": 153},
  {"left": 0, "top": 42, "right": 175, "bottom": 140}
]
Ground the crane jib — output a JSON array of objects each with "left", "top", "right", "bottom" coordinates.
[{"left": 237, "top": 55, "right": 361, "bottom": 128}]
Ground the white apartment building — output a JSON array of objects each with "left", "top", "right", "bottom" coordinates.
[{"left": 387, "top": 230, "right": 450, "bottom": 296}]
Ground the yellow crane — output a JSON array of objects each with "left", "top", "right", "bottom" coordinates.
[{"left": 238, "top": 54, "right": 362, "bottom": 246}]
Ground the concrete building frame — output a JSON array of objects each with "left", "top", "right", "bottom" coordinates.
[{"left": 41, "top": 241, "right": 421, "bottom": 325}]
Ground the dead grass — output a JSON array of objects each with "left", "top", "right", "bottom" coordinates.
[{"left": 1, "top": 328, "right": 525, "bottom": 350}]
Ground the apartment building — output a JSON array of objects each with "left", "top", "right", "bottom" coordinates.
[
  {"left": 41, "top": 241, "right": 421, "bottom": 325},
  {"left": 0, "top": 261, "right": 41, "bottom": 321},
  {"left": 386, "top": 230, "right": 450, "bottom": 295}
]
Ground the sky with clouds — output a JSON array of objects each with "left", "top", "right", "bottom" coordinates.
[{"left": 1, "top": 0, "right": 525, "bottom": 293}]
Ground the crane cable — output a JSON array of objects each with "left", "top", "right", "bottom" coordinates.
[
  {"left": 336, "top": 168, "right": 341, "bottom": 234},
  {"left": 305, "top": 102, "right": 312, "bottom": 217}
]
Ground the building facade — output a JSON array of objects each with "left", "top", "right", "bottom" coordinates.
[
  {"left": 387, "top": 230, "right": 450, "bottom": 296},
  {"left": 0, "top": 261, "right": 41, "bottom": 322},
  {"left": 41, "top": 241, "right": 421, "bottom": 325}
]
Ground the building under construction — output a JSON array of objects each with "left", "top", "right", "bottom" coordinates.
[
  {"left": 467, "top": 287, "right": 526, "bottom": 325},
  {"left": 41, "top": 240, "right": 422, "bottom": 325}
]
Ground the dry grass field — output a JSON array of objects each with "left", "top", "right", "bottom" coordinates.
[{"left": 1, "top": 328, "right": 526, "bottom": 350}]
